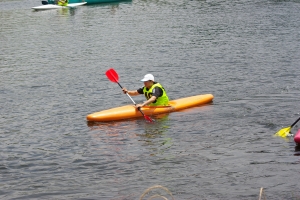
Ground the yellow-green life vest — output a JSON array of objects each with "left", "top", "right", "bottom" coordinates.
[
  {"left": 58, "top": 0, "right": 68, "bottom": 6},
  {"left": 143, "top": 83, "right": 169, "bottom": 106}
]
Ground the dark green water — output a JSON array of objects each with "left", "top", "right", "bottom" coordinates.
[{"left": 1, "top": 0, "right": 300, "bottom": 199}]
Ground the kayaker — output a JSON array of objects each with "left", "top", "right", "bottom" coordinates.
[
  {"left": 57, "top": 0, "right": 68, "bottom": 6},
  {"left": 122, "top": 74, "right": 169, "bottom": 108}
]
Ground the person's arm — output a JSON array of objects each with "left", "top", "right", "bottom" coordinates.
[
  {"left": 136, "top": 87, "right": 162, "bottom": 107},
  {"left": 139, "top": 96, "right": 157, "bottom": 107},
  {"left": 122, "top": 88, "right": 141, "bottom": 96}
]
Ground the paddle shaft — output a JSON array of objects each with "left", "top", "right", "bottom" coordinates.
[
  {"left": 291, "top": 116, "right": 300, "bottom": 128},
  {"left": 105, "top": 68, "right": 154, "bottom": 122},
  {"left": 115, "top": 81, "right": 138, "bottom": 106},
  {"left": 110, "top": 76, "right": 148, "bottom": 117}
]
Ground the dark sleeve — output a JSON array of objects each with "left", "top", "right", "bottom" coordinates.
[
  {"left": 152, "top": 87, "right": 163, "bottom": 98},
  {"left": 137, "top": 87, "right": 144, "bottom": 94}
]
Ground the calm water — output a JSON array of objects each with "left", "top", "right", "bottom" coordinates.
[{"left": 1, "top": 0, "right": 300, "bottom": 199}]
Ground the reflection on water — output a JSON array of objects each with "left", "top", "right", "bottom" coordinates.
[
  {"left": 139, "top": 114, "right": 173, "bottom": 157},
  {"left": 140, "top": 114, "right": 170, "bottom": 137},
  {"left": 87, "top": 114, "right": 173, "bottom": 157},
  {"left": 294, "top": 144, "right": 300, "bottom": 156},
  {"left": 60, "top": 7, "right": 75, "bottom": 16}
]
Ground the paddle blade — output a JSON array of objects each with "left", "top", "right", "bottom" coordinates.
[
  {"left": 275, "top": 126, "right": 291, "bottom": 138},
  {"left": 106, "top": 68, "right": 119, "bottom": 83},
  {"left": 137, "top": 107, "right": 154, "bottom": 123},
  {"left": 144, "top": 114, "right": 155, "bottom": 123}
]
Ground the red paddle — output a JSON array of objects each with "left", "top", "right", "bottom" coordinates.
[{"left": 105, "top": 68, "right": 154, "bottom": 123}]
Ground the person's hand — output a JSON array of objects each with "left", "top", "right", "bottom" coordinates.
[
  {"left": 135, "top": 104, "right": 143, "bottom": 109},
  {"left": 122, "top": 88, "right": 128, "bottom": 94}
]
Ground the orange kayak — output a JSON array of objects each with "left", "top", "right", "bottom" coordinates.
[{"left": 86, "top": 94, "right": 214, "bottom": 122}]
